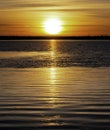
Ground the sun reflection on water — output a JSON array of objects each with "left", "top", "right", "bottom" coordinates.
[
  {"left": 50, "top": 67, "right": 56, "bottom": 85},
  {"left": 48, "top": 67, "right": 57, "bottom": 105},
  {"left": 45, "top": 67, "right": 62, "bottom": 126},
  {"left": 50, "top": 40, "right": 57, "bottom": 67},
  {"left": 42, "top": 40, "right": 62, "bottom": 124}
]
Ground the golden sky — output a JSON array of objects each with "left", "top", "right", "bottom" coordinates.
[{"left": 0, "top": 0, "right": 110, "bottom": 36}]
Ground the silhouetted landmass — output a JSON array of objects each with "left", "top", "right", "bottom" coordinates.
[{"left": 0, "top": 36, "right": 110, "bottom": 40}]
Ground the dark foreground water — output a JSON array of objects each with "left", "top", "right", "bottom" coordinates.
[
  {"left": 0, "top": 40, "right": 110, "bottom": 67},
  {"left": 0, "top": 40, "right": 110, "bottom": 130}
]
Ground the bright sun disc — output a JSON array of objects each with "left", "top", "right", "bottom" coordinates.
[{"left": 44, "top": 18, "right": 62, "bottom": 34}]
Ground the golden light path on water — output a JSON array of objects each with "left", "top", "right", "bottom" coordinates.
[
  {"left": 50, "top": 40, "right": 56, "bottom": 62},
  {"left": 45, "top": 40, "right": 61, "bottom": 126},
  {"left": 49, "top": 40, "right": 57, "bottom": 105}
]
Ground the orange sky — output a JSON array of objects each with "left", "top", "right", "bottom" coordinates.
[{"left": 0, "top": 0, "right": 110, "bottom": 36}]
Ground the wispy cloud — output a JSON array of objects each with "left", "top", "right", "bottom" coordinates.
[
  {"left": 31, "top": 8, "right": 110, "bottom": 12},
  {"left": 0, "top": 23, "right": 12, "bottom": 26},
  {"left": 0, "top": 3, "right": 62, "bottom": 9},
  {"left": 0, "top": 0, "right": 110, "bottom": 10}
]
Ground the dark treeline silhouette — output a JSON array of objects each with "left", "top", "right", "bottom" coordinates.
[{"left": 0, "top": 36, "right": 110, "bottom": 40}]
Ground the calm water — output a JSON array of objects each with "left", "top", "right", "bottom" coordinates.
[{"left": 0, "top": 40, "right": 110, "bottom": 129}]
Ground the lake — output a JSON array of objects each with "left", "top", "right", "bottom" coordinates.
[{"left": 0, "top": 40, "right": 110, "bottom": 130}]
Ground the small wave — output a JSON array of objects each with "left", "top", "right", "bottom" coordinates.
[{"left": 0, "top": 56, "right": 110, "bottom": 68}]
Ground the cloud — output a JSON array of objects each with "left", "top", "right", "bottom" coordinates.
[
  {"left": 31, "top": 8, "right": 110, "bottom": 12},
  {"left": 0, "top": 23, "right": 12, "bottom": 26},
  {"left": 0, "top": 2, "right": 62, "bottom": 9},
  {"left": 68, "top": 0, "right": 110, "bottom": 3},
  {"left": 0, "top": 0, "right": 110, "bottom": 20},
  {"left": 12, "top": 3, "right": 61, "bottom": 8},
  {"left": 1, "top": 1, "right": 109, "bottom": 11}
]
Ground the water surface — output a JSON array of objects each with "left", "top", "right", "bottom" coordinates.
[
  {"left": 0, "top": 40, "right": 110, "bottom": 129},
  {"left": 0, "top": 40, "right": 110, "bottom": 67}
]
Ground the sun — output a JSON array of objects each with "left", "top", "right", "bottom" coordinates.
[{"left": 44, "top": 18, "right": 62, "bottom": 34}]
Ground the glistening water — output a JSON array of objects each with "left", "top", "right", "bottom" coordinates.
[{"left": 0, "top": 40, "right": 110, "bottom": 130}]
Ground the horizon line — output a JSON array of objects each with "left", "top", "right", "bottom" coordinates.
[{"left": 0, "top": 35, "right": 110, "bottom": 40}]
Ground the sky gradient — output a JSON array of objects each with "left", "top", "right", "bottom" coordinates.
[{"left": 0, "top": 0, "right": 110, "bottom": 36}]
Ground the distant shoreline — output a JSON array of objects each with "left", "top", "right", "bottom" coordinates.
[{"left": 0, "top": 36, "right": 110, "bottom": 40}]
